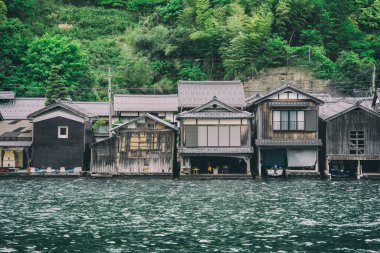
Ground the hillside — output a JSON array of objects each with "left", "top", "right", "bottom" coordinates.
[{"left": 0, "top": 0, "right": 379, "bottom": 101}]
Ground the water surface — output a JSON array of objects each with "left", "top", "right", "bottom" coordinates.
[{"left": 0, "top": 179, "right": 379, "bottom": 252}]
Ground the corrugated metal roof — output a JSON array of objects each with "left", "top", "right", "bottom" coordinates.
[
  {"left": 0, "top": 98, "right": 46, "bottom": 119},
  {"left": 179, "top": 147, "right": 253, "bottom": 155},
  {"left": 61, "top": 101, "right": 115, "bottom": 117},
  {"left": 0, "top": 91, "right": 15, "bottom": 100},
  {"left": 255, "top": 139, "right": 322, "bottom": 147},
  {"left": 114, "top": 94, "right": 178, "bottom": 112},
  {"left": 178, "top": 81, "right": 246, "bottom": 108}
]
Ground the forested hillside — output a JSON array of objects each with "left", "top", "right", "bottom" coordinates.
[{"left": 1, "top": 0, "right": 379, "bottom": 101}]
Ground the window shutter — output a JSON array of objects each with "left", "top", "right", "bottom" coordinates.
[
  {"left": 305, "top": 110, "right": 317, "bottom": 131},
  {"left": 185, "top": 126, "right": 198, "bottom": 147}
]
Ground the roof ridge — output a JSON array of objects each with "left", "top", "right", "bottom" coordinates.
[{"left": 114, "top": 94, "right": 178, "bottom": 97}]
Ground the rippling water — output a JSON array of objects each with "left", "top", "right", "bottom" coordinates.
[{"left": 1, "top": 179, "right": 380, "bottom": 252}]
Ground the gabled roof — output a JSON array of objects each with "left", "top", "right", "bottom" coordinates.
[
  {"left": 319, "top": 98, "right": 379, "bottom": 121},
  {"left": 0, "top": 91, "right": 15, "bottom": 100},
  {"left": 61, "top": 101, "right": 115, "bottom": 117},
  {"left": 246, "top": 84, "right": 324, "bottom": 107},
  {"left": 110, "top": 113, "right": 178, "bottom": 132},
  {"left": 0, "top": 98, "right": 46, "bottom": 120},
  {"left": 114, "top": 94, "right": 178, "bottom": 112},
  {"left": 178, "top": 80, "right": 246, "bottom": 108},
  {"left": 177, "top": 97, "right": 252, "bottom": 119},
  {"left": 28, "top": 101, "right": 89, "bottom": 119}
]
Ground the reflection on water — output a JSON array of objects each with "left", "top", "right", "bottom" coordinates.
[{"left": 0, "top": 179, "right": 379, "bottom": 252}]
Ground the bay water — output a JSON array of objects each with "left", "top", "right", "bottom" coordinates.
[{"left": 0, "top": 179, "right": 379, "bottom": 252}]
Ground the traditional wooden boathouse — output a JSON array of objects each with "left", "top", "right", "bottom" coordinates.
[
  {"left": 246, "top": 84, "right": 323, "bottom": 177},
  {"left": 28, "top": 102, "right": 93, "bottom": 170},
  {"left": 177, "top": 97, "right": 253, "bottom": 175},
  {"left": 319, "top": 98, "right": 380, "bottom": 178},
  {"left": 90, "top": 113, "right": 178, "bottom": 174}
]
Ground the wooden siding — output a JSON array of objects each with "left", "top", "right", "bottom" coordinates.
[
  {"left": 257, "top": 100, "right": 318, "bottom": 140},
  {"left": 91, "top": 120, "right": 176, "bottom": 174},
  {"left": 32, "top": 117, "right": 85, "bottom": 170},
  {"left": 326, "top": 108, "right": 380, "bottom": 156}
]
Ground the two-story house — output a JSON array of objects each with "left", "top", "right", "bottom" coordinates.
[
  {"left": 246, "top": 84, "right": 323, "bottom": 177},
  {"left": 177, "top": 97, "right": 253, "bottom": 175}
]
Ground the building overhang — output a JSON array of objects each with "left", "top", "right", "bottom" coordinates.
[
  {"left": 256, "top": 139, "right": 322, "bottom": 147},
  {"left": 179, "top": 147, "right": 253, "bottom": 156},
  {"left": 327, "top": 154, "right": 380, "bottom": 160}
]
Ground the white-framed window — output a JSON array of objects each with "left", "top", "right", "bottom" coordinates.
[{"left": 58, "top": 126, "right": 68, "bottom": 138}]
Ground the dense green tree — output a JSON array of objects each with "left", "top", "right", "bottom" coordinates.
[
  {"left": 0, "top": 18, "right": 32, "bottom": 93},
  {"left": 45, "top": 65, "right": 68, "bottom": 105},
  {"left": 23, "top": 34, "right": 93, "bottom": 99},
  {"left": 0, "top": 0, "right": 6, "bottom": 25}
]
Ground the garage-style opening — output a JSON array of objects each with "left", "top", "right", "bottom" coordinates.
[{"left": 189, "top": 156, "right": 247, "bottom": 174}]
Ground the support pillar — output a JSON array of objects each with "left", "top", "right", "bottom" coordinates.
[
  {"left": 257, "top": 148, "right": 262, "bottom": 178},
  {"left": 325, "top": 159, "right": 331, "bottom": 179},
  {"left": 357, "top": 160, "right": 362, "bottom": 179},
  {"left": 244, "top": 157, "right": 251, "bottom": 176}
]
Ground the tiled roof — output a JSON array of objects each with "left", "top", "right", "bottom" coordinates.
[
  {"left": 319, "top": 98, "right": 374, "bottom": 121},
  {"left": 246, "top": 84, "right": 324, "bottom": 106},
  {"left": 61, "top": 101, "right": 115, "bottom": 117},
  {"left": 0, "top": 120, "right": 33, "bottom": 141},
  {"left": 179, "top": 147, "right": 253, "bottom": 155},
  {"left": 268, "top": 102, "right": 309, "bottom": 107},
  {"left": 255, "top": 139, "right": 322, "bottom": 147},
  {"left": 0, "top": 98, "right": 46, "bottom": 119},
  {"left": 177, "top": 111, "right": 252, "bottom": 119},
  {"left": 114, "top": 94, "right": 178, "bottom": 112},
  {"left": 178, "top": 97, "right": 252, "bottom": 119},
  {"left": 111, "top": 113, "right": 178, "bottom": 132},
  {"left": 178, "top": 81, "right": 246, "bottom": 108},
  {"left": 0, "top": 91, "right": 15, "bottom": 100}
]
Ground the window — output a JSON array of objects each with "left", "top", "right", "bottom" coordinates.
[
  {"left": 58, "top": 126, "right": 68, "bottom": 138},
  {"left": 349, "top": 131, "right": 365, "bottom": 154},
  {"left": 273, "top": 110, "right": 305, "bottom": 131}
]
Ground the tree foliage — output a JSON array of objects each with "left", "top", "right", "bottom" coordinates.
[
  {"left": 1, "top": 0, "right": 380, "bottom": 97},
  {"left": 23, "top": 34, "right": 94, "bottom": 100}
]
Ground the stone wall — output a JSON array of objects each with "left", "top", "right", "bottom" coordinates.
[{"left": 244, "top": 67, "right": 339, "bottom": 97}]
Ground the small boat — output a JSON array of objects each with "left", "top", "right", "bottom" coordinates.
[
  {"left": 90, "top": 173, "right": 113, "bottom": 178},
  {"left": 266, "top": 168, "right": 284, "bottom": 177}
]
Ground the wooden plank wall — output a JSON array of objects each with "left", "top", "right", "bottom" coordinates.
[{"left": 326, "top": 108, "right": 380, "bottom": 156}]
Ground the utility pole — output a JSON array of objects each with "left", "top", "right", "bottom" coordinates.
[
  {"left": 108, "top": 66, "right": 112, "bottom": 137},
  {"left": 308, "top": 47, "right": 311, "bottom": 62},
  {"left": 372, "top": 64, "right": 376, "bottom": 95}
]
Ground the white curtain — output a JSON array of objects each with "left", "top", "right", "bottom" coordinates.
[
  {"left": 273, "top": 111, "right": 281, "bottom": 130},
  {"left": 297, "top": 111, "right": 305, "bottom": 130},
  {"left": 287, "top": 149, "right": 317, "bottom": 167}
]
